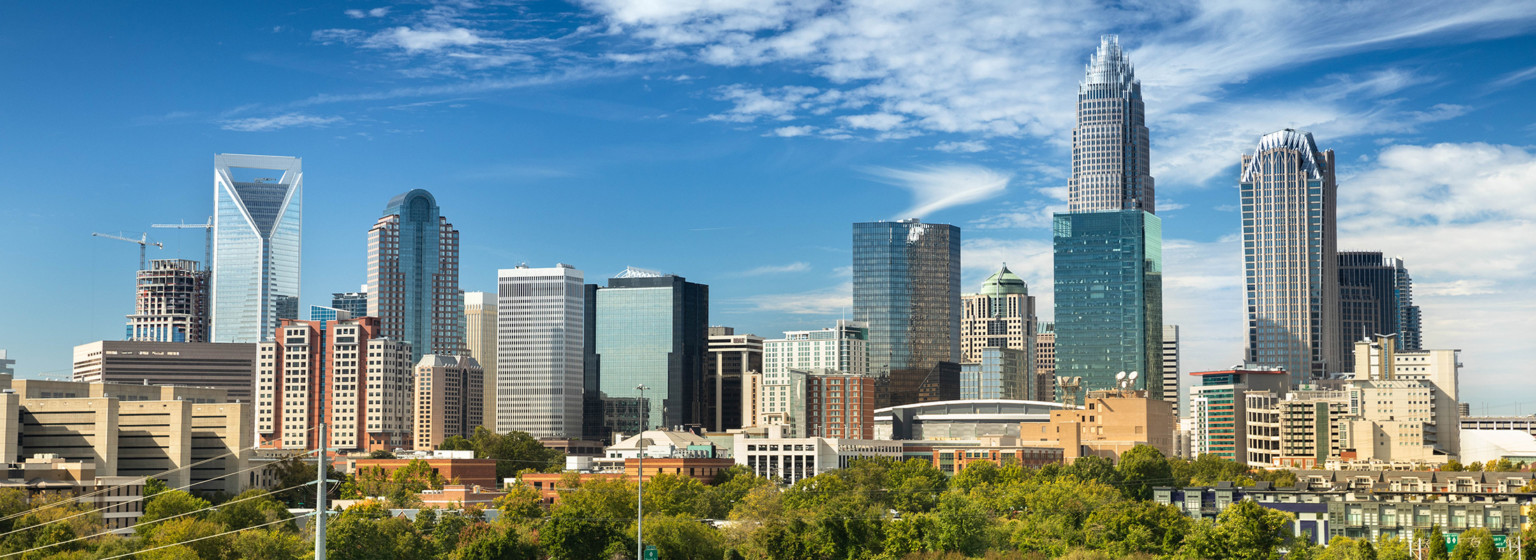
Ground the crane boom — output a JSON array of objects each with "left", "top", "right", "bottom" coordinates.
[
  {"left": 151, "top": 217, "right": 213, "bottom": 269},
  {"left": 92, "top": 232, "right": 162, "bottom": 270}
]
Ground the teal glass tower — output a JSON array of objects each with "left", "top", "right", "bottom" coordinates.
[
  {"left": 852, "top": 219, "right": 961, "bottom": 375},
  {"left": 368, "top": 189, "right": 463, "bottom": 363},
  {"left": 211, "top": 154, "right": 302, "bottom": 343},
  {"left": 594, "top": 267, "right": 709, "bottom": 433},
  {"left": 1052, "top": 36, "right": 1163, "bottom": 397},
  {"left": 1053, "top": 211, "right": 1163, "bottom": 397}
]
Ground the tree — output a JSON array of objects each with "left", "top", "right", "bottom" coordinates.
[
  {"left": 643, "top": 513, "right": 726, "bottom": 560},
  {"left": 1450, "top": 528, "right": 1499, "bottom": 560},
  {"left": 702, "top": 465, "right": 772, "bottom": 519},
  {"left": 451, "top": 523, "right": 539, "bottom": 560},
  {"left": 541, "top": 476, "right": 636, "bottom": 559},
  {"left": 1085, "top": 499, "right": 1193, "bottom": 557},
  {"left": 1319, "top": 536, "right": 1378, "bottom": 560},
  {"left": 492, "top": 483, "right": 544, "bottom": 522},
  {"left": 267, "top": 453, "right": 344, "bottom": 508},
  {"left": 1443, "top": 460, "right": 1465, "bottom": 472},
  {"left": 932, "top": 492, "right": 991, "bottom": 556},
  {"left": 370, "top": 450, "right": 397, "bottom": 460},
  {"left": 1178, "top": 500, "right": 1293, "bottom": 560},
  {"left": 144, "top": 517, "right": 227, "bottom": 560},
  {"left": 462, "top": 428, "right": 565, "bottom": 480},
  {"left": 1289, "top": 531, "right": 1323, "bottom": 560},
  {"left": 212, "top": 489, "right": 293, "bottom": 532},
  {"left": 138, "top": 489, "right": 211, "bottom": 536},
  {"left": 228, "top": 528, "right": 308, "bottom": 560},
  {"left": 643, "top": 473, "right": 708, "bottom": 517},
  {"left": 1117, "top": 445, "right": 1174, "bottom": 500},
  {"left": 884, "top": 458, "right": 948, "bottom": 514},
  {"left": 1066, "top": 455, "right": 1124, "bottom": 487}
]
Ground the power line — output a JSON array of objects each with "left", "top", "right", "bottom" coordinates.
[{"left": 94, "top": 515, "right": 309, "bottom": 560}]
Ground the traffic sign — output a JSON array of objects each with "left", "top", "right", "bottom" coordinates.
[
  {"left": 643, "top": 545, "right": 658, "bottom": 560},
  {"left": 1493, "top": 535, "right": 1506, "bottom": 549}
]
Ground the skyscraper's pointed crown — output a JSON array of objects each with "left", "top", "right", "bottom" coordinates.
[
  {"left": 979, "top": 264, "right": 1029, "bottom": 297},
  {"left": 1081, "top": 34, "right": 1138, "bottom": 94}
]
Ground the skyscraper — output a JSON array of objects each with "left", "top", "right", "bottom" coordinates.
[
  {"left": 368, "top": 189, "right": 463, "bottom": 363},
  {"left": 496, "top": 265, "right": 585, "bottom": 439},
  {"left": 960, "top": 264, "right": 1036, "bottom": 366},
  {"left": 594, "top": 267, "right": 708, "bottom": 433},
  {"left": 1394, "top": 259, "right": 1422, "bottom": 351},
  {"left": 463, "top": 291, "right": 498, "bottom": 430},
  {"left": 852, "top": 219, "right": 960, "bottom": 375},
  {"left": 1162, "top": 324, "right": 1180, "bottom": 416},
  {"left": 211, "top": 154, "right": 302, "bottom": 343},
  {"left": 1241, "top": 129, "right": 1341, "bottom": 382},
  {"left": 127, "top": 259, "right": 210, "bottom": 343},
  {"left": 704, "top": 327, "right": 762, "bottom": 432},
  {"left": 255, "top": 317, "right": 413, "bottom": 451},
  {"left": 1338, "top": 251, "right": 1399, "bottom": 352},
  {"left": 1069, "top": 35, "right": 1154, "bottom": 214},
  {"left": 1054, "top": 35, "right": 1162, "bottom": 397},
  {"left": 331, "top": 288, "right": 368, "bottom": 319}
]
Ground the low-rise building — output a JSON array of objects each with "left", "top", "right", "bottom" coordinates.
[
  {"left": 348, "top": 451, "right": 498, "bottom": 489},
  {"left": 418, "top": 484, "right": 505, "bottom": 509},
  {"left": 0, "top": 455, "right": 145, "bottom": 533},
  {"left": 1017, "top": 390, "right": 1177, "bottom": 461},
  {"left": 930, "top": 439, "right": 1064, "bottom": 474},
  {"left": 876, "top": 399, "right": 1064, "bottom": 441},
  {"left": 733, "top": 429, "right": 902, "bottom": 485}
]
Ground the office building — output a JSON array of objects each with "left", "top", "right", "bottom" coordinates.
[
  {"left": 1162, "top": 325, "right": 1180, "bottom": 416},
  {"left": 1020, "top": 390, "right": 1177, "bottom": 460},
  {"left": 496, "top": 265, "right": 585, "bottom": 438},
  {"left": 331, "top": 289, "right": 369, "bottom": 319},
  {"left": 0, "top": 351, "right": 12, "bottom": 376},
  {"left": 255, "top": 317, "right": 413, "bottom": 452},
  {"left": 734, "top": 429, "right": 903, "bottom": 485},
  {"left": 211, "top": 153, "right": 302, "bottom": 344},
  {"left": 1053, "top": 210, "right": 1163, "bottom": 395},
  {"left": 1187, "top": 367, "right": 1289, "bottom": 463},
  {"left": 887, "top": 361, "right": 961, "bottom": 407},
  {"left": 594, "top": 267, "right": 708, "bottom": 433},
  {"left": 0, "top": 374, "right": 250, "bottom": 495},
  {"left": 72, "top": 340, "right": 258, "bottom": 402},
  {"left": 1393, "top": 261, "right": 1422, "bottom": 351},
  {"left": 1338, "top": 253, "right": 1424, "bottom": 353},
  {"left": 1036, "top": 323, "right": 1055, "bottom": 399},
  {"left": 852, "top": 219, "right": 960, "bottom": 375},
  {"left": 414, "top": 355, "right": 484, "bottom": 450},
  {"left": 704, "top": 327, "right": 762, "bottom": 432},
  {"left": 759, "top": 369, "right": 808, "bottom": 436},
  {"left": 961, "top": 347, "right": 1035, "bottom": 401},
  {"left": 308, "top": 305, "right": 351, "bottom": 324},
  {"left": 126, "top": 259, "right": 209, "bottom": 343},
  {"left": 762, "top": 321, "right": 869, "bottom": 377},
  {"left": 463, "top": 291, "right": 497, "bottom": 430},
  {"left": 368, "top": 189, "right": 464, "bottom": 362},
  {"left": 1241, "top": 129, "right": 1341, "bottom": 382},
  {"left": 1070, "top": 35, "right": 1154, "bottom": 213},
  {"left": 960, "top": 264, "right": 1037, "bottom": 363}
]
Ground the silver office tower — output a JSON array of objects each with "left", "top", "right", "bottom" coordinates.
[
  {"left": 211, "top": 154, "right": 302, "bottom": 343},
  {"left": 852, "top": 219, "right": 961, "bottom": 375},
  {"left": 1053, "top": 35, "right": 1162, "bottom": 396},
  {"left": 1240, "top": 129, "right": 1341, "bottom": 382},
  {"left": 1069, "top": 35, "right": 1154, "bottom": 214},
  {"left": 497, "top": 265, "right": 585, "bottom": 439},
  {"left": 368, "top": 189, "right": 464, "bottom": 363}
]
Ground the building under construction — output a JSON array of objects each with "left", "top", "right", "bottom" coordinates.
[{"left": 127, "top": 258, "right": 209, "bottom": 343}]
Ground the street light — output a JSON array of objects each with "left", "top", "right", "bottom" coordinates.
[{"left": 635, "top": 384, "right": 649, "bottom": 560}]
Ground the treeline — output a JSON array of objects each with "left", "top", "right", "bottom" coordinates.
[{"left": 3, "top": 443, "right": 1533, "bottom": 559}]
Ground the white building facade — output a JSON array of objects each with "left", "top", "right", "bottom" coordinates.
[{"left": 497, "top": 265, "right": 585, "bottom": 438}]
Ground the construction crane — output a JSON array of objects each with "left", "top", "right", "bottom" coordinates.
[
  {"left": 92, "top": 232, "right": 162, "bottom": 270},
  {"left": 152, "top": 216, "right": 213, "bottom": 269}
]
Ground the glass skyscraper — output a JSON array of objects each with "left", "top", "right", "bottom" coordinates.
[
  {"left": 852, "top": 219, "right": 960, "bottom": 376},
  {"left": 1052, "top": 35, "right": 1162, "bottom": 396},
  {"left": 1053, "top": 211, "right": 1163, "bottom": 397},
  {"left": 594, "top": 267, "right": 708, "bottom": 433},
  {"left": 1241, "top": 128, "right": 1341, "bottom": 382},
  {"left": 368, "top": 189, "right": 463, "bottom": 363},
  {"left": 211, "top": 154, "right": 302, "bottom": 343},
  {"left": 496, "top": 265, "right": 585, "bottom": 439}
]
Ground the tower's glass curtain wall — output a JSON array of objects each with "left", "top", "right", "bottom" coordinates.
[
  {"left": 1240, "top": 129, "right": 1340, "bottom": 382},
  {"left": 1070, "top": 35, "right": 1154, "bottom": 214},
  {"left": 852, "top": 220, "right": 960, "bottom": 375},
  {"left": 369, "top": 189, "right": 463, "bottom": 363},
  {"left": 594, "top": 268, "right": 708, "bottom": 433},
  {"left": 1053, "top": 35, "right": 1163, "bottom": 396},
  {"left": 1053, "top": 211, "right": 1163, "bottom": 397},
  {"left": 211, "top": 154, "right": 302, "bottom": 343}
]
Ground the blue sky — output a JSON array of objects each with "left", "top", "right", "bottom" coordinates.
[{"left": 2, "top": 1, "right": 1534, "bottom": 414}]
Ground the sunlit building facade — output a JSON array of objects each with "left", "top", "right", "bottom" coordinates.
[
  {"left": 852, "top": 219, "right": 960, "bottom": 375},
  {"left": 1069, "top": 35, "right": 1154, "bottom": 214},
  {"left": 368, "top": 189, "right": 463, "bottom": 363},
  {"left": 211, "top": 154, "right": 301, "bottom": 343},
  {"left": 496, "top": 265, "right": 585, "bottom": 438},
  {"left": 594, "top": 268, "right": 708, "bottom": 433}
]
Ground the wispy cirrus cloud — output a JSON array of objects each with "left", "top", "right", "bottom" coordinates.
[
  {"left": 220, "top": 113, "right": 342, "bottom": 132},
  {"left": 747, "top": 282, "right": 852, "bottom": 315},
  {"left": 345, "top": 7, "right": 390, "bottom": 19},
  {"left": 737, "top": 262, "right": 811, "bottom": 277},
  {"left": 865, "top": 164, "right": 1011, "bottom": 220}
]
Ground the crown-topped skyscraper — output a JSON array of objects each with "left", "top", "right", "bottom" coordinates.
[
  {"left": 1069, "top": 35, "right": 1154, "bottom": 214},
  {"left": 1053, "top": 35, "right": 1163, "bottom": 398}
]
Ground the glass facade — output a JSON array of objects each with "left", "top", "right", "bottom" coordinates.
[
  {"left": 960, "top": 347, "right": 1030, "bottom": 400},
  {"left": 496, "top": 265, "right": 585, "bottom": 438},
  {"left": 594, "top": 271, "right": 708, "bottom": 432},
  {"left": 1052, "top": 210, "right": 1163, "bottom": 397},
  {"left": 331, "top": 291, "right": 368, "bottom": 319},
  {"left": 1240, "top": 129, "right": 1340, "bottom": 382},
  {"left": 852, "top": 220, "right": 960, "bottom": 375},
  {"left": 369, "top": 189, "right": 463, "bottom": 363},
  {"left": 211, "top": 154, "right": 302, "bottom": 343}
]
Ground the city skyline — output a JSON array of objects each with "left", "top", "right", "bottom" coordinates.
[{"left": 2, "top": 2, "right": 1534, "bottom": 413}]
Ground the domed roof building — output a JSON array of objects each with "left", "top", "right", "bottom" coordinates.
[{"left": 960, "top": 264, "right": 1043, "bottom": 400}]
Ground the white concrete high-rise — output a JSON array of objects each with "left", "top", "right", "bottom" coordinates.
[
  {"left": 1069, "top": 35, "right": 1154, "bottom": 214},
  {"left": 496, "top": 265, "right": 585, "bottom": 438},
  {"left": 1162, "top": 324, "right": 1179, "bottom": 416},
  {"left": 211, "top": 154, "right": 302, "bottom": 343},
  {"left": 1240, "top": 129, "right": 1341, "bottom": 382}
]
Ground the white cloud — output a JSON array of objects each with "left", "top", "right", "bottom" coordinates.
[
  {"left": 840, "top": 112, "right": 904, "bottom": 131},
  {"left": 934, "top": 140, "right": 987, "bottom": 153},
  {"left": 346, "top": 7, "right": 391, "bottom": 19},
  {"left": 368, "top": 27, "right": 484, "bottom": 52},
  {"left": 220, "top": 113, "right": 342, "bottom": 132},
  {"left": 864, "top": 164, "right": 1011, "bottom": 220},
  {"left": 1490, "top": 64, "right": 1536, "bottom": 89},
  {"left": 705, "top": 85, "right": 819, "bottom": 122},
  {"left": 748, "top": 282, "right": 852, "bottom": 315},
  {"left": 767, "top": 125, "right": 815, "bottom": 137},
  {"left": 738, "top": 262, "right": 811, "bottom": 276}
]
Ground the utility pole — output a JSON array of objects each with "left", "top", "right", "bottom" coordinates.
[
  {"left": 315, "top": 422, "right": 328, "bottom": 560},
  {"left": 635, "top": 384, "right": 648, "bottom": 560}
]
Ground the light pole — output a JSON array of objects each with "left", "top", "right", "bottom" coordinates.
[{"left": 635, "top": 384, "right": 649, "bottom": 560}]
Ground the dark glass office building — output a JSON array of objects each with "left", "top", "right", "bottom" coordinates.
[
  {"left": 594, "top": 268, "right": 709, "bottom": 433},
  {"left": 1052, "top": 210, "right": 1163, "bottom": 397},
  {"left": 852, "top": 219, "right": 961, "bottom": 376},
  {"left": 1338, "top": 252, "right": 1422, "bottom": 353}
]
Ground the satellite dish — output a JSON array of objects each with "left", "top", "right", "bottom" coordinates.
[
  {"left": 1128, "top": 371, "right": 1139, "bottom": 381},
  {"left": 1115, "top": 371, "right": 1127, "bottom": 381}
]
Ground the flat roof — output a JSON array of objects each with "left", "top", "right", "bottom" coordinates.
[{"left": 1189, "top": 369, "right": 1286, "bottom": 376}]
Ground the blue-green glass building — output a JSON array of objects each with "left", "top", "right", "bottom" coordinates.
[
  {"left": 211, "top": 154, "right": 302, "bottom": 343},
  {"left": 594, "top": 267, "right": 709, "bottom": 433},
  {"left": 368, "top": 189, "right": 464, "bottom": 363},
  {"left": 1052, "top": 210, "right": 1163, "bottom": 397},
  {"left": 852, "top": 219, "right": 960, "bottom": 376}
]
